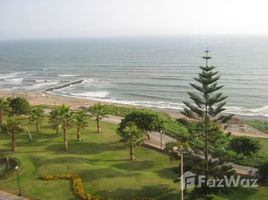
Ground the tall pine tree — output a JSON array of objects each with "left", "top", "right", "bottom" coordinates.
[{"left": 182, "top": 50, "right": 233, "bottom": 180}]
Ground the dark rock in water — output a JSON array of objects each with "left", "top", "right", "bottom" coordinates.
[{"left": 45, "top": 79, "right": 84, "bottom": 92}]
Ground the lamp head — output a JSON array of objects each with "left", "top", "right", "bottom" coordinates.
[{"left": 172, "top": 146, "right": 178, "bottom": 152}]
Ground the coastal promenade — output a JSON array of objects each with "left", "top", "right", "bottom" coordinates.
[{"left": 0, "top": 190, "right": 30, "bottom": 200}]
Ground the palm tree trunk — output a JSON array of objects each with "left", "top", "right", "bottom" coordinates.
[
  {"left": 0, "top": 111, "right": 3, "bottom": 125},
  {"left": 36, "top": 123, "right": 39, "bottom": 134},
  {"left": 11, "top": 132, "right": 16, "bottom": 152},
  {"left": 77, "top": 127, "right": 81, "bottom": 142},
  {"left": 130, "top": 144, "right": 135, "bottom": 160},
  {"left": 97, "top": 117, "right": 101, "bottom": 133},
  {"left": 145, "top": 131, "right": 150, "bottom": 140},
  {"left": 63, "top": 125, "right": 68, "bottom": 152}
]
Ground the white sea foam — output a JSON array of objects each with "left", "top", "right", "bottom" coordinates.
[
  {"left": 26, "top": 80, "right": 60, "bottom": 90},
  {"left": 57, "top": 74, "right": 78, "bottom": 77},
  {"left": 70, "top": 91, "right": 109, "bottom": 98},
  {"left": 225, "top": 106, "right": 268, "bottom": 117},
  {"left": 0, "top": 72, "right": 22, "bottom": 79},
  {"left": 6, "top": 78, "right": 24, "bottom": 83}
]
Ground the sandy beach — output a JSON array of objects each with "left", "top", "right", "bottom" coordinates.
[
  {"left": 0, "top": 89, "right": 185, "bottom": 117},
  {"left": 0, "top": 90, "right": 98, "bottom": 109},
  {"left": 0, "top": 89, "right": 267, "bottom": 138}
]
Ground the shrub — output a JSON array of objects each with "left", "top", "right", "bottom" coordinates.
[
  {"left": 229, "top": 136, "right": 261, "bottom": 156},
  {"left": 258, "top": 161, "right": 268, "bottom": 184},
  {"left": 0, "top": 157, "right": 21, "bottom": 179}
]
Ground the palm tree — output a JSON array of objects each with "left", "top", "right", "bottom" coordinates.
[
  {"left": 0, "top": 97, "right": 10, "bottom": 125},
  {"left": 72, "top": 110, "right": 89, "bottom": 142},
  {"left": 57, "top": 105, "right": 73, "bottom": 151},
  {"left": 2, "top": 118, "right": 23, "bottom": 151},
  {"left": 88, "top": 103, "right": 107, "bottom": 133},
  {"left": 49, "top": 108, "right": 61, "bottom": 135},
  {"left": 117, "top": 122, "right": 144, "bottom": 160},
  {"left": 29, "top": 106, "right": 45, "bottom": 134}
]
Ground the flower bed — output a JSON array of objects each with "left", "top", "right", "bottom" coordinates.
[
  {"left": 42, "top": 174, "right": 101, "bottom": 200},
  {"left": 42, "top": 174, "right": 154, "bottom": 200}
]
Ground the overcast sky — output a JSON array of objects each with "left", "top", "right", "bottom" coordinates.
[{"left": 1, "top": 0, "right": 268, "bottom": 39}]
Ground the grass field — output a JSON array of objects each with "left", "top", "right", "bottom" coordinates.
[
  {"left": 0, "top": 117, "right": 268, "bottom": 200},
  {"left": 0, "top": 117, "right": 179, "bottom": 200},
  {"left": 258, "top": 138, "right": 268, "bottom": 164},
  {"left": 247, "top": 120, "right": 268, "bottom": 134},
  {"left": 259, "top": 138, "right": 268, "bottom": 153}
]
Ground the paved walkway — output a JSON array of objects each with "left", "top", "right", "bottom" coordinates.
[
  {"left": 144, "top": 133, "right": 257, "bottom": 176},
  {"left": 103, "top": 114, "right": 258, "bottom": 176},
  {"left": 0, "top": 190, "right": 29, "bottom": 200}
]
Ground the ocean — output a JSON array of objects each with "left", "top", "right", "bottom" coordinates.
[{"left": 0, "top": 36, "right": 268, "bottom": 117}]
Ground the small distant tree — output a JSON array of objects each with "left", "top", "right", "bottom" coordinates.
[
  {"left": 118, "top": 110, "right": 164, "bottom": 139},
  {"left": 29, "top": 106, "right": 45, "bottom": 134},
  {"left": 88, "top": 103, "right": 107, "bottom": 133},
  {"left": 8, "top": 97, "right": 30, "bottom": 116},
  {"left": 182, "top": 50, "right": 233, "bottom": 181},
  {"left": 57, "top": 105, "right": 73, "bottom": 151},
  {"left": 0, "top": 97, "right": 10, "bottom": 125},
  {"left": 229, "top": 136, "right": 261, "bottom": 156},
  {"left": 72, "top": 110, "right": 89, "bottom": 142},
  {"left": 1, "top": 118, "right": 23, "bottom": 151},
  {"left": 49, "top": 108, "right": 61, "bottom": 135},
  {"left": 117, "top": 122, "right": 144, "bottom": 160}
]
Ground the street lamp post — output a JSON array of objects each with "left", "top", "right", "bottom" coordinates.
[
  {"left": 160, "top": 130, "right": 163, "bottom": 150},
  {"left": 173, "top": 146, "right": 188, "bottom": 200},
  {"left": 14, "top": 166, "right": 22, "bottom": 196}
]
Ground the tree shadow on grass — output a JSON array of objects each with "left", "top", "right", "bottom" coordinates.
[
  {"left": 6, "top": 133, "right": 61, "bottom": 148},
  {"left": 155, "top": 167, "right": 178, "bottom": 180},
  {"left": 113, "top": 160, "right": 155, "bottom": 171},
  {"left": 79, "top": 168, "right": 140, "bottom": 182},
  {"left": 46, "top": 142, "right": 125, "bottom": 154},
  {"left": 96, "top": 185, "right": 178, "bottom": 200},
  {"left": 31, "top": 156, "right": 90, "bottom": 167}
]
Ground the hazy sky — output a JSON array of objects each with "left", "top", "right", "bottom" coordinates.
[{"left": 1, "top": 0, "right": 268, "bottom": 39}]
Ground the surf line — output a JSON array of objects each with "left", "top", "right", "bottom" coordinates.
[{"left": 45, "top": 79, "right": 84, "bottom": 92}]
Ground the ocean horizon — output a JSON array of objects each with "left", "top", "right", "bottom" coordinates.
[{"left": 0, "top": 36, "right": 268, "bottom": 117}]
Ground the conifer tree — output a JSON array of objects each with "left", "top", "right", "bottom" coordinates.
[{"left": 182, "top": 50, "right": 233, "bottom": 180}]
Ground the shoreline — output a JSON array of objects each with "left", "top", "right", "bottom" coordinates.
[
  {"left": 1, "top": 89, "right": 268, "bottom": 120},
  {"left": 0, "top": 89, "right": 268, "bottom": 138},
  {"left": 0, "top": 89, "right": 188, "bottom": 118}
]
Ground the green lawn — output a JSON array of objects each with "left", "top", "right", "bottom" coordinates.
[
  {"left": 258, "top": 138, "right": 268, "bottom": 164},
  {"left": 0, "top": 117, "right": 268, "bottom": 200},
  {"left": 247, "top": 120, "right": 268, "bottom": 134},
  {"left": 0, "top": 117, "right": 179, "bottom": 200},
  {"left": 259, "top": 138, "right": 268, "bottom": 153}
]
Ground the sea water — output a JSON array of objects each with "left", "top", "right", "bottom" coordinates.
[{"left": 0, "top": 36, "right": 267, "bottom": 117}]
